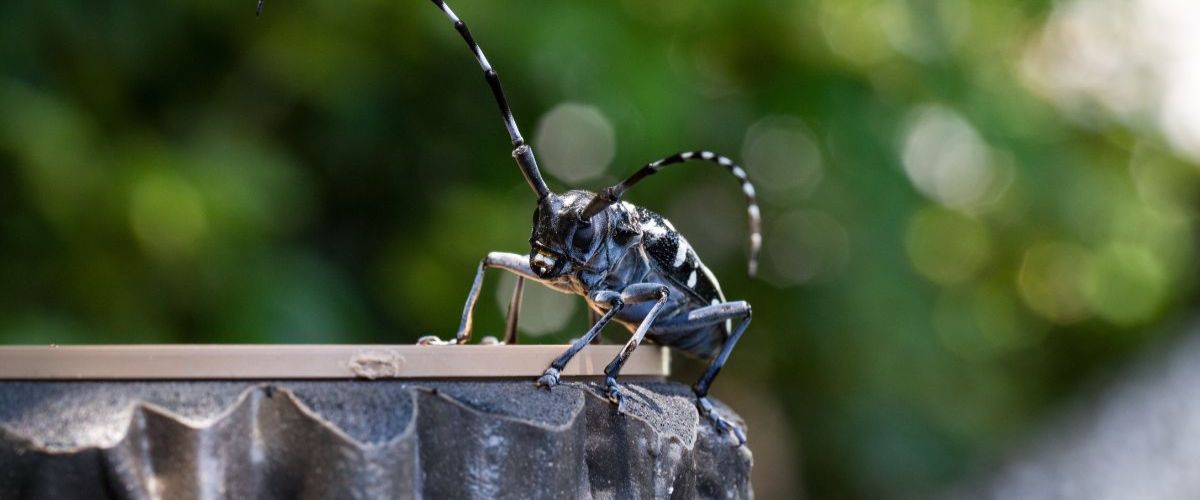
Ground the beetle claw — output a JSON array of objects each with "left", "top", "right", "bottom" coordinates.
[
  {"left": 536, "top": 367, "right": 560, "bottom": 389},
  {"left": 417, "top": 335, "right": 452, "bottom": 345},
  {"left": 697, "top": 396, "right": 747, "bottom": 446},
  {"left": 604, "top": 377, "right": 624, "bottom": 407}
]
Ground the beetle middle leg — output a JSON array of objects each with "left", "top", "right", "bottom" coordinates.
[
  {"left": 535, "top": 290, "right": 623, "bottom": 389},
  {"left": 599, "top": 283, "right": 670, "bottom": 407},
  {"left": 502, "top": 276, "right": 525, "bottom": 344}
]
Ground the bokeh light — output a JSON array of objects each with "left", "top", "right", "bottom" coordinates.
[
  {"left": 129, "top": 170, "right": 209, "bottom": 260},
  {"left": 905, "top": 206, "right": 990, "bottom": 286},
  {"left": 534, "top": 102, "right": 616, "bottom": 184},
  {"left": 1023, "top": 0, "right": 1200, "bottom": 161},
  {"left": 1081, "top": 243, "right": 1168, "bottom": 325},
  {"left": 494, "top": 272, "right": 578, "bottom": 337},
  {"left": 742, "top": 116, "right": 824, "bottom": 202},
  {"left": 818, "top": 0, "right": 894, "bottom": 67},
  {"left": 763, "top": 209, "right": 849, "bottom": 287},
  {"left": 878, "top": 0, "right": 971, "bottom": 63},
  {"left": 900, "top": 105, "right": 1001, "bottom": 213},
  {"left": 1018, "top": 242, "right": 1093, "bottom": 325}
]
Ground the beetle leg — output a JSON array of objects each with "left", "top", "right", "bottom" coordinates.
[
  {"left": 419, "top": 252, "right": 541, "bottom": 345},
  {"left": 664, "top": 301, "right": 753, "bottom": 446},
  {"left": 588, "top": 307, "right": 604, "bottom": 344},
  {"left": 600, "top": 283, "right": 670, "bottom": 407},
  {"left": 502, "top": 276, "right": 525, "bottom": 344},
  {"left": 536, "top": 290, "right": 622, "bottom": 389}
]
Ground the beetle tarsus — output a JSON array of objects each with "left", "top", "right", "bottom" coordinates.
[
  {"left": 604, "top": 376, "right": 623, "bottom": 407},
  {"left": 417, "top": 335, "right": 451, "bottom": 345},
  {"left": 698, "top": 396, "right": 747, "bottom": 447},
  {"left": 536, "top": 367, "right": 560, "bottom": 389}
]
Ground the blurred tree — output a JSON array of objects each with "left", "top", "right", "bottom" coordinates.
[{"left": 2, "top": 0, "right": 1198, "bottom": 498}]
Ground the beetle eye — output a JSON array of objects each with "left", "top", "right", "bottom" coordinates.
[{"left": 571, "top": 224, "right": 595, "bottom": 252}]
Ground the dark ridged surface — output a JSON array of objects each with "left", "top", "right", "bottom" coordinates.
[{"left": 0, "top": 380, "right": 752, "bottom": 499}]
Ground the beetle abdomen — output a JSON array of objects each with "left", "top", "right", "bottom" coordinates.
[{"left": 649, "top": 324, "right": 725, "bottom": 359}]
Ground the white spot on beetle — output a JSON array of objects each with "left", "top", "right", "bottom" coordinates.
[
  {"left": 681, "top": 151, "right": 695, "bottom": 159},
  {"left": 701, "top": 151, "right": 715, "bottom": 160},
  {"left": 748, "top": 205, "right": 761, "bottom": 220},
  {"left": 642, "top": 216, "right": 668, "bottom": 237},
  {"left": 742, "top": 183, "right": 756, "bottom": 197},
  {"left": 674, "top": 238, "right": 690, "bottom": 267},
  {"left": 688, "top": 271, "right": 698, "bottom": 287},
  {"left": 732, "top": 166, "right": 746, "bottom": 178},
  {"left": 718, "top": 156, "right": 733, "bottom": 166}
]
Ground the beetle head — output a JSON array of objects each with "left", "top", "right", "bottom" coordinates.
[{"left": 529, "top": 190, "right": 603, "bottom": 279}]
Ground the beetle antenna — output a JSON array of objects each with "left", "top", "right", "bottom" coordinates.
[
  {"left": 582, "top": 151, "right": 762, "bottom": 277},
  {"left": 429, "top": 0, "right": 550, "bottom": 199},
  {"left": 256, "top": 0, "right": 264, "bottom": 16}
]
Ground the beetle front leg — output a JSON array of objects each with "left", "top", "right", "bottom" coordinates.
[
  {"left": 417, "top": 252, "right": 540, "bottom": 345},
  {"left": 536, "top": 290, "right": 623, "bottom": 389},
  {"left": 601, "top": 283, "right": 670, "bottom": 407},
  {"left": 587, "top": 307, "right": 604, "bottom": 344},
  {"left": 502, "top": 276, "right": 525, "bottom": 344}
]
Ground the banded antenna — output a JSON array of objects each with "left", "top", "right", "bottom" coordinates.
[
  {"left": 582, "top": 151, "right": 763, "bottom": 277},
  {"left": 257, "top": 0, "right": 550, "bottom": 198},
  {"left": 430, "top": 0, "right": 550, "bottom": 199}
]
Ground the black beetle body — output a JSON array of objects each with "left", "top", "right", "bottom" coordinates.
[{"left": 415, "top": 0, "right": 760, "bottom": 446}]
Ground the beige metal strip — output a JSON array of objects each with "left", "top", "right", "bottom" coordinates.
[{"left": 0, "top": 345, "right": 669, "bottom": 380}]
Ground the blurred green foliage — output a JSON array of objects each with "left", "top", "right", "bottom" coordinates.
[{"left": 2, "top": 0, "right": 1198, "bottom": 498}]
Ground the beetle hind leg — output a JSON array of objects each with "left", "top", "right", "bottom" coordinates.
[
  {"left": 695, "top": 302, "right": 751, "bottom": 446},
  {"left": 655, "top": 300, "right": 752, "bottom": 446},
  {"left": 697, "top": 395, "right": 747, "bottom": 445}
]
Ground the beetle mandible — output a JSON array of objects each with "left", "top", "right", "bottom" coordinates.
[{"left": 413, "top": 0, "right": 761, "bottom": 446}]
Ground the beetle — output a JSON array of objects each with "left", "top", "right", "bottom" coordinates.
[
  {"left": 408, "top": 1, "right": 762, "bottom": 446},
  {"left": 259, "top": 0, "right": 758, "bottom": 446},
  {"left": 253, "top": 1, "right": 760, "bottom": 446}
]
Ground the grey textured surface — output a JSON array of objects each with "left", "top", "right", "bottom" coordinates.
[
  {"left": 957, "top": 329, "right": 1200, "bottom": 500},
  {"left": 0, "top": 379, "right": 752, "bottom": 499}
]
